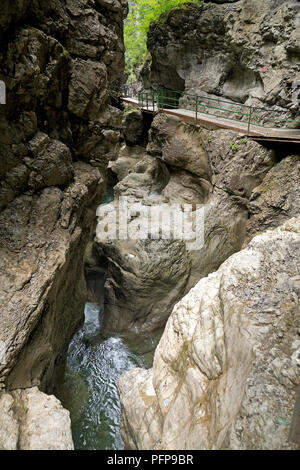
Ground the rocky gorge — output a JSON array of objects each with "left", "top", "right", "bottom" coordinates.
[
  {"left": 0, "top": 0, "right": 299, "bottom": 452},
  {"left": 144, "top": 0, "right": 300, "bottom": 120},
  {"left": 107, "top": 107, "right": 300, "bottom": 450},
  {"left": 0, "top": 0, "right": 127, "bottom": 449},
  {"left": 114, "top": 0, "right": 300, "bottom": 450}
]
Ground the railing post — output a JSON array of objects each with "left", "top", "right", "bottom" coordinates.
[
  {"left": 195, "top": 96, "right": 198, "bottom": 124},
  {"left": 152, "top": 92, "right": 155, "bottom": 111},
  {"left": 247, "top": 106, "right": 253, "bottom": 136}
]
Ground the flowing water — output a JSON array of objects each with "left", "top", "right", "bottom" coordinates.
[
  {"left": 57, "top": 303, "right": 161, "bottom": 450},
  {"left": 57, "top": 186, "right": 162, "bottom": 449}
]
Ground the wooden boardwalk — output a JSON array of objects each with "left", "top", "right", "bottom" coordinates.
[{"left": 122, "top": 97, "right": 300, "bottom": 144}]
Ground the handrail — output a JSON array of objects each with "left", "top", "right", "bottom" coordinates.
[
  {"left": 136, "top": 89, "right": 300, "bottom": 132},
  {"left": 144, "top": 88, "right": 299, "bottom": 116}
]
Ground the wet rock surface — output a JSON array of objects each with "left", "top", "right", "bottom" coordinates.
[{"left": 109, "top": 144, "right": 147, "bottom": 181}]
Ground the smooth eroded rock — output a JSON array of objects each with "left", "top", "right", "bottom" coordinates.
[
  {"left": 0, "top": 387, "right": 74, "bottom": 450},
  {"left": 119, "top": 217, "right": 300, "bottom": 450}
]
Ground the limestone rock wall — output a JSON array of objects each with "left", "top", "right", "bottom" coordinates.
[
  {"left": 119, "top": 217, "right": 300, "bottom": 450},
  {"left": 245, "top": 154, "right": 300, "bottom": 242},
  {"left": 145, "top": 0, "right": 300, "bottom": 121},
  {"left": 0, "top": 387, "right": 74, "bottom": 450},
  {"left": 0, "top": 0, "right": 127, "bottom": 394},
  {"left": 95, "top": 112, "right": 281, "bottom": 333},
  {"left": 114, "top": 109, "right": 300, "bottom": 450}
]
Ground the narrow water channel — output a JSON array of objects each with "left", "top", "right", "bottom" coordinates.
[
  {"left": 57, "top": 302, "right": 161, "bottom": 450},
  {"left": 56, "top": 186, "right": 162, "bottom": 449}
]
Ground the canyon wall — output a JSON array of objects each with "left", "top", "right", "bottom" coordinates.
[
  {"left": 1, "top": 0, "right": 299, "bottom": 451},
  {"left": 0, "top": 0, "right": 127, "bottom": 449},
  {"left": 119, "top": 217, "right": 300, "bottom": 450},
  {"left": 96, "top": 112, "right": 277, "bottom": 333},
  {"left": 97, "top": 0, "right": 300, "bottom": 335},
  {"left": 0, "top": 387, "right": 74, "bottom": 450},
  {"left": 117, "top": 0, "right": 300, "bottom": 450},
  {"left": 144, "top": 0, "right": 300, "bottom": 121},
  {"left": 115, "top": 112, "right": 300, "bottom": 450},
  {"left": 96, "top": 110, "right": 300, "bottom": 335}
]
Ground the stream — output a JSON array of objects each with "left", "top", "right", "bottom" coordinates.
[
  {"left": 57, "top": 302, "right": 161, "bottom": 450},
  {"left": 56, "top": 186, "right": 162, "bottom": 450}
]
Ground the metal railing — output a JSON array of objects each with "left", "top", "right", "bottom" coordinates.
[{"left": 135, "top": 89, "right": 300, "bottom": 134}]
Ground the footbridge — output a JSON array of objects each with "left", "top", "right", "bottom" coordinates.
[{"left": 122, "top": 89, "right": 300, "bottom": 144}]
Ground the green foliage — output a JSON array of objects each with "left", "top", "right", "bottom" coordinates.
[
  {"left": 230, "top": 143, "right": 239, "bottom": 151},
  {"left": 62, "top": 47, "right": 69, "bottom": 58},
  {"left": 125, "top": 0, "right": 203, "bottom": 80}
]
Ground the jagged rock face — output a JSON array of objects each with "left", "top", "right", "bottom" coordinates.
[
  {"left": 119, "top": 217, "right": 300, "bottom": 450},
  {"left": 121, "top": 108, "right": 147, "bottom": 146},
  {"left": 109, "top": 144, "right": 147, "bottom": 181},
  {"left": 146, "top": 0, "right": 300, "bottom": 117},
  {"left": 245, "top": 155, "right": 300, "bottom": 242},
  {"left": 0, "top": 0, "right": 127, "bottom": 392},
  {"left": 95, "top": 113, "right": 277, "bottom": 333},
  {"left": 0, "top": 387, "right": 73, "bottom": 450},
  {"left": 148, "top": 114, "right": 212, "bottom": 199}
]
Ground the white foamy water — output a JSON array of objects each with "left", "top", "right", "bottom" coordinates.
[{"left": 57, "top": 302, "right": 161, "bottom": 450}]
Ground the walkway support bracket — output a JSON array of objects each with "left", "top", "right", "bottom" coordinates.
[{"left": 247, "top": 106, "right": 253, "bottom": 136}]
